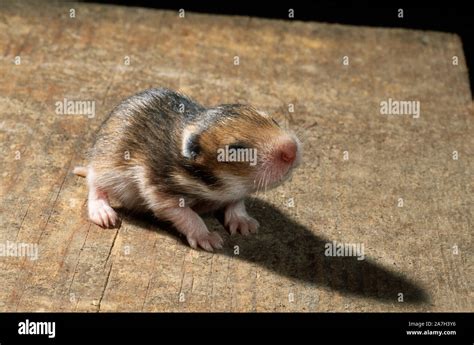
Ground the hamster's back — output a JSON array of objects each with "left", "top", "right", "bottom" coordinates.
[{"left": 90, "top": 88, "right": 203, "bottom": 164}]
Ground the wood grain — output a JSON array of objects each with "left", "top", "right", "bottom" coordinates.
[{"left": 0, "top": 1, "right": 472, "bottom": 311}]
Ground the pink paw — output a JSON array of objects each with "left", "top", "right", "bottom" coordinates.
[
  {"left": 225, "top": 213, "right": 259, "bottom": 236},
  {"left": 88, "top": 199, "right": 120, "bottom": 229},
  {"left": 187, "top": 231, "right": 224, "bottom": 252}
]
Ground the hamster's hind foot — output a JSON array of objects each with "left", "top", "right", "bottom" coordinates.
[
  {"left": 86, "top": 167, "right": 121, "bottom": 229},
  {"left": 88, "top": 197, "right": 120, "bottom": 229}
]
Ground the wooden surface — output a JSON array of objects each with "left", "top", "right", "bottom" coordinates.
[{"left": 0, "top": 1, "right": 472, "bottom": 312}]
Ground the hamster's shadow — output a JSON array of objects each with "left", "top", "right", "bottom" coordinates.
[{"left": 117, "top": 198, "right": 429, "bottom": 304}]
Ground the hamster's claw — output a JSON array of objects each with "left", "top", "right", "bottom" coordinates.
[
  {"left": 226, "top": 215, "right": 259, "bottom": 236},
  {"left": 88, "top": 199, "right": 120, "bottom": 229},
  {"left": 187, "top": 231, "right": 224, "bottom": 252},
  {"left": 224, "top": 201, "right": 260, "bottom": 236}
]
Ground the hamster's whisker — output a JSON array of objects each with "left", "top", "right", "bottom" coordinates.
[
  {"left": 256, "top": 167, "right": 266, "bottom": 197},
  {"left": 255, "top": 163, "right": 269, "bottom": 198},
  {"left": 263, "top": 166, "right": 270, "bottom": 195}
]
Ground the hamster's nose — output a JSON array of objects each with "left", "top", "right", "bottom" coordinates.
[{"left": 279, "top": 140, "right": 297, "bottom": 164}]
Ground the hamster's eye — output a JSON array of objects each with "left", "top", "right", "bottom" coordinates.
[
  {"left": 189, "top": 143, "right": 201, "bottom": 159},
  {"left": 271, "top": 118, "right": 280, "bottom": 127},
  {"left": 228, "top": 142, "right": 249, "bottom": 151}
]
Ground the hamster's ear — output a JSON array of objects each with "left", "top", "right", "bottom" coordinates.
[{"left": 181, "top": 126, "right": 201, "bottom": 160}]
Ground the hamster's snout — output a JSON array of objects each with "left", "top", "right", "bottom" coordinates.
[
  {"left": 277, "top": 139, "right": 297, "bottom": 164},
  {"left": 273, "top": 134, "right": 302, "bottom": 169},
  {"left": 254, "top": 134, "right": 301, "bottom": 190}
]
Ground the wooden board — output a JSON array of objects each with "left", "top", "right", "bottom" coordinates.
[{"left": 0, "top": 1, "right": 472, "bottom": 311}]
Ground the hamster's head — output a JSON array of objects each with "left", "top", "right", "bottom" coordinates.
[{"left": 181, "top": 105, "right": 301, "bottom": 201}]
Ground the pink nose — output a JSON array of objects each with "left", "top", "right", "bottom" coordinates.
[{"left": 279, "top": 140, "right": 297, "bottom": 164}]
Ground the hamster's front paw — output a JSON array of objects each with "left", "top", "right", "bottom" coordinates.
[
  {"left": 187, "top": 231, "right": 224, "bottom": 252},
  {"left": 225, "top": 213, "right": 260, "bottom": 236},
  {"left": 224, "top": 200, "right": 260, "bottom": 236}
]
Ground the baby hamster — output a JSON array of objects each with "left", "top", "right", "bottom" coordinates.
[{"left": 74, "top": 88, "right": 301, "bottom": 251}]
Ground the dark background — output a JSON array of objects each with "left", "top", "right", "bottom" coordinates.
[{"left": 83, "top": 1, "right": 473, "bottom": 96}]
